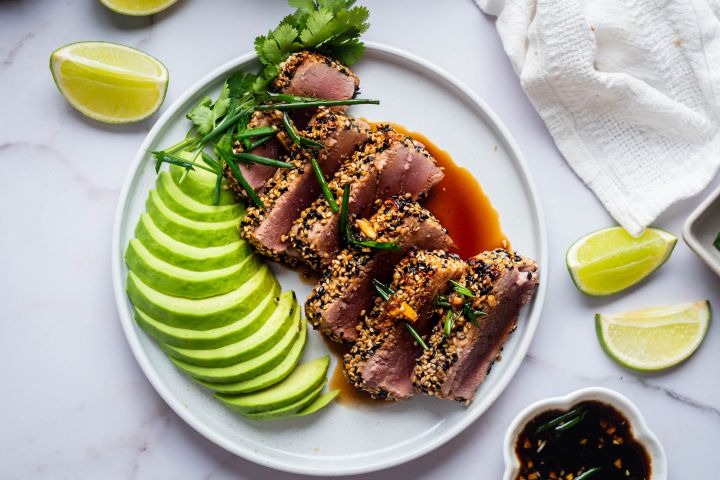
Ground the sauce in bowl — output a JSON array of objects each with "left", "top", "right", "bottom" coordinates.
[{"left": 515, "top": 401, "right": 651, "bottom": 480}]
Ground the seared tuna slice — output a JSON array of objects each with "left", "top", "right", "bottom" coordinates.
[
  {"left": 344, "top": 250, "right": 466, "bottom": 400},
  {"left": 274, "top": 51, "right": 359, "bottom": 101},
  {"left": 240, "top": 111, "right": 370, "bottom": 264},
  {"left": 413, "top": 249, "right": 539, "bottom": 403},
  {"left": 224, "top": 110, "right": 288, "bottom": 197},
  {"left": 290, "top": 125, "right": 444, "bottom": 270},
  {"left": 305, "top": 197, "right": 455, "bottom": 342}
]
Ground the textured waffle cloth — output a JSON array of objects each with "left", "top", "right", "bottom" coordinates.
[{"left": 477, "top": 0, "right": 720, "bottom": 235}]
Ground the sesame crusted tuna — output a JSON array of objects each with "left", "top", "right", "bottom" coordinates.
[
  {"left": 289, "top": 124, "right": 445, "bottom": 271},
  {"left": 344, "top": 250, "right": 466, "bottom": 400},
  {"left": 305, "top": 197, "right": 455, "bottom": 342},
  {"left": 274, "top": 51, "right": 359, "bottom": 101},
  {"left": 239, "top": 110, "right": 369, "bottom": 265},
  {"left": 412, "top": 249, "right": 539, "bottom": 403}
]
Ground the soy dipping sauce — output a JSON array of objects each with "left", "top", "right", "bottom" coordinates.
[{"left": 515, "top": 401, "right": 651, "bottom": 480}]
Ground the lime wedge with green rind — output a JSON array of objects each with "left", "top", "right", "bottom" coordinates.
[
  {"left": 100, "top": 0, "right": 178, "bottom": 16},
  {"left": 596, "top": 301, "right": 710, "bottom": 371},
  {"left": 567, "top": 227, "right": 676, "bottom": 296}
]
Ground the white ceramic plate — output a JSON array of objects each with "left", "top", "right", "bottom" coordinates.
[{"left": 111, "top": 43, "right": 548, "bottom": 476}]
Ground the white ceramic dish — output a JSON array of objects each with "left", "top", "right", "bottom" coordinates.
[
  {"left": 684, "top": 183, "right": 720, "bottom": 277},
  {"left": 111, "top": 42, "right": 548, "bottom": 475},
  {"left": 502, "top": 387, "right": 667, "bottom": 480}
]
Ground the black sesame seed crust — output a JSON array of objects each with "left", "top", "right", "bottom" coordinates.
[
  {"left": 412, "top": 249, "right": 539, "bottom": 404},
  {"left": 289, "top": 125, "right": 439, "bottom": 271},
  {"left": 273, "top": 51, "right": 360, "bottom": 97},
  {"left": 304, "top": 196, "right": 451, "bottom": 342},
  {"left": 343, "top": 250, "right": 465, "bottom": 400},
  {"left": 238, "top": 110, "right": 368, "bottom": 266}
]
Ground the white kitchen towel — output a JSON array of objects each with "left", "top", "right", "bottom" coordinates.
[{"left": 476, "top": 0, "right": 720, "bottom": 235}]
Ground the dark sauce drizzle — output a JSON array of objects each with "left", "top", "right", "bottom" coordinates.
[{"left": 515, "top": 401, "right": 651, "bottom": 480}]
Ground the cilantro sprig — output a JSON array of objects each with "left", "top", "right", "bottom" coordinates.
[{"left": 152, "top": 0, "right": 375, "bottom": 208}]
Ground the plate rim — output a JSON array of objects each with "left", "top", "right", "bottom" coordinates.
[{"left": 111, "top": 41, "right": 548, "bottom": 476}]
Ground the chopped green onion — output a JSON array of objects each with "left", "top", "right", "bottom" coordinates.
[
  {"left": 450, "top": 280, "right": 475, "bottom": 298},
  {"left": 282, "top": 112, "right": 325, "bottom": 149},
  {"left": 351, "top": 239, "right": 401, "bottom": 250},
  {"left": 247, "top": 134, "right": 275, "bottom": 151},
  {"left": 257, "top": 98, "right": 380, "bottom": 111},
  {"left": 575, "top": 467, "right": 602, "bottom": 480},
  {"left": 555, "top": 411, "right": 587, "bottom": 432},
  {"left": 200, "top": 151, "right": 220, "bottom": 171},
  {"left": 404, "top": 322, "right": 429, "bottom": 351},
  {"left": 151, "top": 151, "right": 216, "bottom": 175},
  {"left": 714, "top": 231, "right": 720, "bottom": 251},
  {"left": 236, "top": 152, "right": 294, "bottom": 169},
  {"left": 311, "top": 158, "right": 338, "bottom": 212},
  {"left": 535, "top": 407, "right": 587, "bottom": 434}
]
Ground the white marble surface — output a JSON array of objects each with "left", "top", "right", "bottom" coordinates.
[{"left": 1, "top": 0, "right": 718, "bottom": 478}]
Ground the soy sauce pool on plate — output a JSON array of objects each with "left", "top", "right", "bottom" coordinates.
[{"left": 515, "top": 401, "right": 651, "bottom": 480}]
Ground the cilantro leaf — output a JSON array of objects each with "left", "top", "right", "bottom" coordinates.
[
  {"left": 300, "top": 8, "right": 336, "bottom": 46},
  {"left": 186, "top": 96, "right": 214, "bottom": 135},
  {"left": 288, "top": 0, "right": 317, "bottom": 14},
  {"left": 261, "top": 23, "right": 300, "bottom": 65},
  {"left": 212, "top": 83, "right": 230, "bottom": 124},
  {"left": 329, "top": 37, "right": 364, "bottom": 65}
]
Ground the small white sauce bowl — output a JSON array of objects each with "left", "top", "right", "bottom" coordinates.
[{"left": 502, "top": 387, "right": 667, "bottom": 480}]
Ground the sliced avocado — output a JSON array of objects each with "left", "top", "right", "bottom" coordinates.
[
  {"left": 135, "top": 213, "right": 251, "bottom": 272},
  {"left": 161, "top": 292, "right": 296, "bottom": 366},
  {"left": 197, "top": 315, "right": 307, "bottom": 394},
  {"left": 156, "top": 171, "right": 244, "bottom": 222},
  {"left": 295, "top": 390, "right": 339, "bottom": 417},
  {"left": 169, "top": 159, "right": 236, "bottom": 206},
  {"left": 133, "top": 282, "right": 280, "bottom": 349},
  {"left": 126, "top": 264, "right": 277, "bottom": 329},
  {"left": 171, "top": 306, "right": 302, "bottom": 384},
  {"left": 146, "top": 190, "right": 241, "bottom": 247},
  {"left": 215, "top": 356, "right": 330, "bottom": 413},
  {"left": 242, "top": 383, "right": 325, "bottom": 420},
  {"left": 125, "top": 239, "right": 260, "bottom": 299}
]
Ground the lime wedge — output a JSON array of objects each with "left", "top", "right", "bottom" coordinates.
[
  {"left": 50, "top": 42, "right": 168, "bottom": 124},
  {"left": 566, "top": 227, "right": 676, "bottom": 296},
  {"left": 100, "top": 0, "right": 178, "bottom": 16},
  {"left": 596, "top": 301, "right": 710, "bottom": 371}
]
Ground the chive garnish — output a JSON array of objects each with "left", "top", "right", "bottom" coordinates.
[
  {"left": 555, "top": 411, "right": 587, "bottom": 431},
  {"left": 351, "top": 239, "right": 401, "bottom": 250},
  {"left": 257, "top": 98, "right": 380, "bottom": 111},
  {"left": 372, "top": 278, "right": 394, "bottom": 301},
  {"left": 233, "top": 125, "right": 276, "bottom": 140},
  {"left": 339, "top": 184, "right": 351, "bottom": 246},
  {"left": 534, "top": 407, "right": 587, "bottom": 434},
  {"left": 434, "top": 294, "right": 451, "bottom": 307},
  {"left": 281, "top": 112, "right": 325, "bottom": 149},
  {"left": 212, "top": 157, "right": 224, "bottom": 206},
  {"left": 575, "top": 467, "right": 602, "bottom": 480},
  {"left": 450, "top": 280, "right": 475, "bottom": 298},
  {"left": 311, "top": 158, "right": 338, "bottom": 212},
  {"left": 444, "top": 309, "right": 454, "bottom": 336},
  {"left": 220, "top": 149, "right": 265, "bottom": 210},
  {"left": 714, "top": 232, "right": 720, "bottom": 252},
  {"left": 235, "top": 152, "right": 294, "bottom": 169},
  {"left": 404, "top": 322, "right": 429, "bottom": 351},
  {"left": 247, "top": 134, "right": 275, "bottom": 151},
  {"left": 151, "top": 151, "right": 217, "bottom": 175}
]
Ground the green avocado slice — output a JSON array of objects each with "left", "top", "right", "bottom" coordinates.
[
  {"left": 242, "top": 383, "right": 325, "bottom": 420},
  {"left": 215, "top": 356, "right": 329, "bottom": 413},
  {"left": 197, "top": 315, "right": 307, "bottom": 394},
  {"left": 156, "top": 171, "right": 244, "bottom": 222},
  {"left": 295, "top": 390, "right": 339, "bottom": 417},
  {"left": 169, "top": 161, "right": 236, "bottom": 206},
  {"left": 126, "top": 264, "right": 277, "bottom": 329},
  {"left": 171, "top": 306, "right": 302, "bottom": 384},
  {"left": 161, "top": 291, "right": 296, "bottom": 367},
  {"left": 125, "top": 238, "right": 260, "bottom": 299},
  {"left": 146, "top": 190, "right": 241, "bottom": 247},
  {"left": 133, "top": 282, "right": 280, "bottom": 349},
  {"left": 135, "top": 213, "right": 251, "bottom": 272}
]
